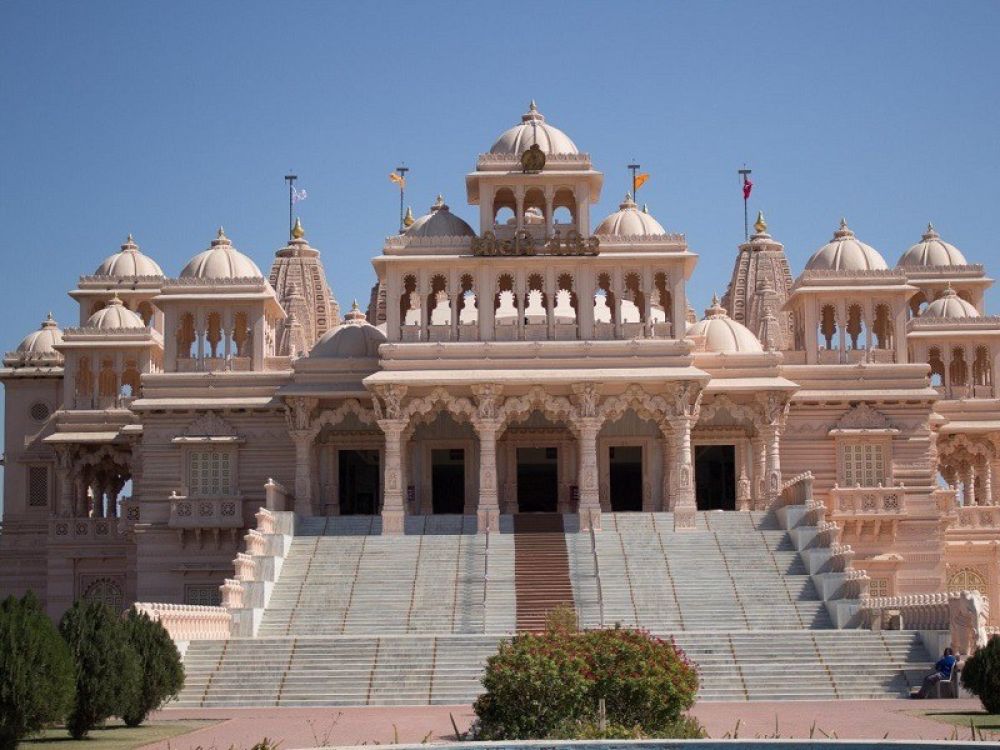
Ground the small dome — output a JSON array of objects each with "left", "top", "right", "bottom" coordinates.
[
  {"left": 309, "top": 302, "right": 386, "bottom": 358},
  {"left": 180, "top": 228, "right": 264, "bottom": 280},
  {"left": 405, "top": 196, "right": 475, "bottom": 238},
  {"left": 489, "top": 101, "right": 579, "bottom": 156},
  {"left": 594, "top": 194, "right": 666, "bottom": 237},
  {"left": 688, "top": 296, "right": 763, "bottom": 353},
  {"left": 805, "top": 220, "right": 889, "bottom": 272},
  {"left": 923, "top": 286, "right": 979, "bottom": 319},
  {"left": 85, "top": 296, "right": 145, "bottom": 329},
  {"left": 898, "top": 224, "right": 968, "bottom": 268},
  {"left": 94, "top": 235, "right": 164, "bottom": 277},
  {"left": 11, "top": 313, "right": 64, "bottom": 363}
]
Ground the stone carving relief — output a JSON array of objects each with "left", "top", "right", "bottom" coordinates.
[
  {"left": 284, "top": 397, "right": 318, "bottom": 433},
  {"left": 185, "top": 412, "right": 239, "bottom": 438},
  {"left": 833, "top": 403, "right": 893, "bottom": 432},
  {"left": 372, "top": 384, "right": 407, "bottom": 421}
]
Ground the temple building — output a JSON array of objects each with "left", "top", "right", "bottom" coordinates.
[{"left": 1, "top": 103, "right": 998, "bottom": 625}]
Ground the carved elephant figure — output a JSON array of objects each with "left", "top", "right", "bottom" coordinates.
[{"left": 949, "top": 589, "right": 990, "bottom": 655}]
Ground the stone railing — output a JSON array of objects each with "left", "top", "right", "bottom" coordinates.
[
  {"left": 861, "top": 593, "right": 950, "bottom": 630},
  {"left": 50, "top": 517, "right": 123, "bottom": 542},
  {"left": 779, "top": 471, "right": 814, "bottom": 507},
  {"left": 264, "top": 480, "right": 291, "bottom": 512},
  {"left": 860, "top": 590, "right": 992, "bottom": 655},
  {"left": 133, "top": 602, "right": 231, "bottom": 642},
  {"left": 954, "top": 504, "right": 1000, "bottom": 530},
  {"left": 830, "top": 484, "right": 906, "bottom": 516},
  {"left": 168, "top": 493, "right": 243, "bottom": 529}
]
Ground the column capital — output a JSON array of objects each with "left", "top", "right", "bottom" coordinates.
[
  {"left": 284, "top": 396, "right": 318, "bottom": 433},
  {"left": 372, "top": 384, "right": 408, "bottom": 421},
  {"left": 377, "top": 417, "right": 409, "bottom": 437},
  {"left": 472, "top": 416, "right": 502, "bottom": 437},
  {"left": 472, "top": 383, "right": 504, "bottom": 421},
  {"left": 573, "top": 415, "right": 604, "bottom": 436}
]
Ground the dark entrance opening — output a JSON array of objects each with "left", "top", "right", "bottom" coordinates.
[
  {"left": 694, "top": 444, "right": 736, "bottom": 511},
  {"left": 609, "top": 445, "right": 643, "bottom": 511},
  {"left": 339, "top": 449, "right": 380, "bottom": 515},
  {"left": 517, "top": 446, "right": 558, "bottom": 512},
  {"left": 432, "top": 448, "right": 465, "bottom": 514}
]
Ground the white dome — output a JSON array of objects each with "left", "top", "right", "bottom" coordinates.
[
  {"left": 180, "top": 229, "right": 263, "bottom": 280},
  {"left": 805, "top": 220, "right": 889, "bottom": 272},
  {"left": 85, "top": 296, "right": 146, "bottom": 329},
  {"left": 594, "top": 194, "right": 666, "bottom": 237},
  {"left": 688, "top": 297, "right": 763, "bottom": 353},
  {"left": 94, "top": 235, "right": 164, "bottom": 277},
  {"left": 923, "top": 286, "right": 979, "bottom": 319},
  {"left": 12, "top": 313, "right": 64, "bottom": 362},
  {"left": 405, "top": 196, "right": 475, "bottom": 238},
  {"left": 489, "top": 101, "right": 578, "bottom": 156},
  {"left": 309, "top": 303, "right": 386, "bottom": 358},
  {"left": 898, "top": 224, "right": 968, "bottom": 268}
]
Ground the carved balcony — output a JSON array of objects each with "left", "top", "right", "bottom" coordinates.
[
  {"left": 953, "top": 504, "right": 1000, "bottom": 531},
  {"left": 829, "top": 484, "right": 906, "bottom": 542},
  {"left": 168, "top": 493, "right": 244, "bottom": 548},
  {"left": 49, "top": 516, "right": 124, "bottom": 543}
]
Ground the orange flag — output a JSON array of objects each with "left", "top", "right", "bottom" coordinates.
[
  {"left": 389, "top": 172, "right": 406, "bottom": 189},
  {"left": 634, "top": 172, "right": 650, "bottom": 191}
]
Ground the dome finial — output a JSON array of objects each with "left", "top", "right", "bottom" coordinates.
[
  {"left": 642, "top": 203, "right": 649, "bottom": 214},
  {"left": 754, "top": 210, "right": 767, "bottom": 234},
  {"left": 529, "top": 99, "right": 537, "bottom": 112},
  {"left": 431, "top": 195, "right": 447, "bottom": 211},
  {"left": 292, "top": 216, "right": 305, "bottom": 240},
  {"left": 403, "top": 206, "right": 415, "bottom": 227},
  {"left": 42, "top": 311, "right": 57, "bottom": 328},
  {"left": 923, "top": 222, "right": 939, "bottom": 240},
  {"left": 217, "top": 226, "right": 226, "bottom": 239}
]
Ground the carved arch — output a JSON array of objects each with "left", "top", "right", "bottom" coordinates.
[{"left": 309, "top": 398, "right": 377, "bottom": 439}]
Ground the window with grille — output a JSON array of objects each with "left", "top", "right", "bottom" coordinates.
[
  {"left": 188, "top": 450, "right": 234, "bottom": 496},
  {"left": 27, "top": 466, "right": 49, "bottom": 507},
  {"left": 184, "top": 584, "right": 222, "bottom": 606},
  {"left": 948, "top": 568, "right": 987, "bottom": 593},
  {"left": 869, "top": 577, "right": 889, "bottom": 598},
  {"left": 81, "top": 578, "right": 124, "bottom": 611},
  {"left": 842, "top": 442, "right": 887, "bottom": 487},
  {"left": 29, "top": 401, "right": 51, "bottom": 421}
]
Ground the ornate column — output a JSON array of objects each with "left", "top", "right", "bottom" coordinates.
[
  {"left": 285, "top": 396, "right": 318, "bottom": 517},
  {"left": 964, "top": 462, "right": 977, "bottom": 506},
  {"left": 990, "top": 457, "right": 1000, "bottom": 505},
  {"left": 660, "top": 428, "right": 674, "bottom": 511},
  {"left": 55, "top": 448, "right": 76, "bottom": 518},
  {"left": 571, "top": 383, "right": 604, "bottom": 531},
  {"left": 74, "top": 474, "right": 88, "bottom": 517},
  {"left": 472, "top": 384, "right": 503, "bottom": 533},
  {"left": 373, "top": 384, "right": 408, "bottom": 534},
  {"left": 752, "top": 434, "right": 766, "bottom": 508},
  {"left": 757, "top": 392, "right": 789, "bottom": 506},
  {"left": 668, "top": 381, "right": 702, "bottom": 530}
]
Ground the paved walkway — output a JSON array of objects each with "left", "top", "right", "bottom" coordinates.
[{"left": 143, "top": 699, "right": 992, "bottom": 749}]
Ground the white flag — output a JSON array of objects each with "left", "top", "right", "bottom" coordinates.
[{"left": 292, "top": 187, "right": 308, "bottom": 203}]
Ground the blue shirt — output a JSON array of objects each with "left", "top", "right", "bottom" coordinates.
[{"left": 935, "top": 654, "right": 957, "bottom": 679}]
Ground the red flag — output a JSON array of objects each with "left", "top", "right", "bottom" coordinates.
[{"left": 742, "top": 176, "right": 753, "bottom": 200}]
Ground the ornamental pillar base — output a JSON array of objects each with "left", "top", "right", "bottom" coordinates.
[
  {"left": 477, "top": 507, "right": 500, "bottom": 534},
  {"left": 381, "top": 508, "right": 405, "bottom": 535},
  {"left": 673, "top": 506, "right": 697, "bottom": 530},
  {"left": 579, "top": 507, "right": 602, "bottom": 532}
]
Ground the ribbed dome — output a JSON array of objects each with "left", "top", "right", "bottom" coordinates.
[
  {"left": 309, "top": 302, "right": 386, "bottom": 358},
  {"left": 898, "top": 224, "right": 968, "bottom": 268},
  {"left": 14, "top": 313, "right": 64, "bottom": 359},
  {"left": 94, "top": 235, "right": 164, "bottom": 277},
  {"left": 923, "top": 286, "right": 979, "bottom": 319},
  {"left": 405, "top": 196, "right": 475, "bottom": 238},
  {"left": 85, "top": 296, "right": 145, "bottom": 329},
  {"left": 805, "top": 220, "right": 889, "bottom": 272},
  {"left": 489, "top": 101, "right": 578, "bottom": 156},
  {"left": 180, "top": 229, "right": 264, "bottom": 280},
  {"left": 594, "top": 194, "right": 666, "bottom": 237},
  {"left": 688, "top": 297, "right": 763, "bottom": 353}
]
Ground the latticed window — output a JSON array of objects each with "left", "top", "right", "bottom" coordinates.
[
  {"left": 869, "top": 577, "right": 889, "bottom": 597},
  {"left": 842, "top": 442, "right": 887, "bottom": 487},
  {"left": 184, "top": 584, "right": 222, "bottom": 606},
  {"left": 82, "top": 577, "right": 124, "bottom": 611},
  {"left": 27, "top": 466, "right": 49, "bottom": 507},
  {"left": 948, "top": 567, "right": 987, "bottom": 593},
  {"left": 188, "top": 450, "right": 234, "bottom": 496}
]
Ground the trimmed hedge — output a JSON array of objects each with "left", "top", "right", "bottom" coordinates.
[
  {"left": 961, "top": 634, "right": 1000, "bottom": 714},
  {"left": 121, "top": 608, "right": 185, "bottom": 726},
  {"left": 473, "top": 621, "right": 700, "bottom": 740},
  {"left": 0, "top": 592, "right": 74, "bottom": 750}
]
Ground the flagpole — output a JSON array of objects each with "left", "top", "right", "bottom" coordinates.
[
  {"left": 395, "top": 165, "right": 409, "bottom": 232},
  {"left": 738, "top": 167, "right": 752, "bottom": 241},
  {"left": 628, "top": 162, "right": 640, "bottom": 198},
  {"left": 284, "top": 172, "right": 298, "bottom": 240}
]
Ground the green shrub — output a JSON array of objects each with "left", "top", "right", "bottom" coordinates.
[
  {"left": 120, "top": 609, "right": 185, "bottom": 726},
  {"left": 961, "top": 634, "right": 1000, "bottom": 714},
  {"left": 473, "top": 625, "right": 699, "bottom": 740},
  {"left": 546, "top": 715, "right": 705, "bottom": 740},
  {"left": 0, "top": 592, "right": 74, "bottom": 750},
  {"left": 59, "top": 600, "right": 142, "bottom": 739}
]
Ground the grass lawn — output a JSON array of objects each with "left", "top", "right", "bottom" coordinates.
[
  {"left": 20, "top": 720, "right": 219, "bottom": 750},
  {"left": 919, "top": 711, "right": 1000, "bottom": 738}
]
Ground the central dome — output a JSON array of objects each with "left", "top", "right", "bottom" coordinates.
[
  {"left": 94, "top": 235, "right": 164, "bottom": 277},
  {"left": 594, "top": 194, "right": 666, "bottom": 237},
  {"left": 489, "top": 101, "right": 578, "bottom": 156},
  {"left": 805, "top": 220, "right": 889, "bottom": 272},
  {"left": 405, "top": 196, "right": 475, "bottom": 238},
  {"left": 180, "top": 229, "right": 264, "bottom": 280},
  {"left": 688, "top": 296, "right": 763, "bottom": 353}
]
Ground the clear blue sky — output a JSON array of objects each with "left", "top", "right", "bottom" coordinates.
[{"left": 0, "top": 2, "right": 998, "bottom": 414}]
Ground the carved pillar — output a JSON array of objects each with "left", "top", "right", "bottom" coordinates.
[
  {"left": 474, "top": 418, "right": 501, "bottom": 532},
  {"left": 378, "top": 418, "right": 409, "bottom": 534},
  {"left": 737, "top": 471, "right": 752, "bottom": 511},
  {"left": 91, "top": 477, "right": 105, "bottom": 518},
  {"left": 762, "top": 424, "right": 782, "bottom": 506},
  {"left": 979, "top": 457, "right": 992, "bottom": 508},
  {"left": 290, "top": 431, "right": 314, "bottom": 516},
  {"left": 74, "top": 474, "right": 88, "bottom": 517},
  {"left": 752, "top": 434, "right": 766, "bottom": 508},
  {"left": 56, "top": 450, "right": 75, "bottom": 518},
  {"left": 990, "top": 458, "right": 1000, "bottom": 505},
  {"left": 965, "top": 463, "right": 977, "bottom": 506},
  {"left": 669, "top": 415, "right": 696, "bottom": 529},
  {"left": 576, "top": 416, "right": 603, "bottom": 531},
  {"left": 660, "top": 427, "right": 674, "bottom": 511}
]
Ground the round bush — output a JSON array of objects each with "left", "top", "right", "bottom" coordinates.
[
  {"left": 961, "top": 634, "right": 1000, "bottom": 714},
  {"left": 59, "top": 600, "right": 142, "bottom": 739},
  {"left": 120, "top": 609, "right": 185, "bottom": 726},
  {"left": 473, "top": 624, "right": 699, "bottom": 740},
  {"left": 0, "top": 592, "right": 74, "bottom": 750}
]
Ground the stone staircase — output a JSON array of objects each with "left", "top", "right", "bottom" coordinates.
[{"left": 174, "top": 509, "right": 933, "bottom": 707}]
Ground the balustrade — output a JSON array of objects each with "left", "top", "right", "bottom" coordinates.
[
  {"left": 168, "top": 494, "right": 243, "bottom": 529},
  {"left": 954, "top": 504, "right": 1000, "bottom": 530},
  {"left": 49, "top": 516, "right": 123, "bottom": 542}
]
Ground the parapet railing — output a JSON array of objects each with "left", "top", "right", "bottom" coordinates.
[
  {"left": 590, "top": 524, "right": 605, "bottom": 628},
  {"left": 133, "top": 602, "right": 231, "bottom": 641}
]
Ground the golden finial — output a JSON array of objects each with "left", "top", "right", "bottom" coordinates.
[
  {"left": 403, "top": 206, "right": 415, "bottom": 227},
  {"left": 754, "top": 210, "right": 767, "bottom": 234},
  {"left": 292, "top": 217, "right": 305, "bottom": 240}
]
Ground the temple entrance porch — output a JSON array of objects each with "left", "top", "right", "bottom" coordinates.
[
  {"left": 695, "top": 444, "right": 736, "bottom": 511},
  {"left": 609, "top": 445, "right": 643, "bottom": 511},
  {"left": 515, "top": 446, "right": 559, "bottom": 512},
  {"left": 338, "top": 449, "right": 380, "bottom": 516},
  {"left": 431, "top": 448, "right": 465, "bottom": 514}
]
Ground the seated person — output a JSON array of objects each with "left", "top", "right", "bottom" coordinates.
[{"left": 911, "top": 647, "right": 957, "bottom": 698}]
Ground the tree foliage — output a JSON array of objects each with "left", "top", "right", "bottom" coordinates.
[
  {"left": 59, "top": 600, "right": 142, "bottom": 739},
  {"left": 120, "top": 609, "right": 185, "bottom": 726},
  {"left": 0, "top": 592, "right": 74, "bottom": 750},
  {"left": 473, "top": 622, "right": 700, "bottom": 740},
  {"left": 961, "top": 634, "right": 1000, "bottom": 714}
]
